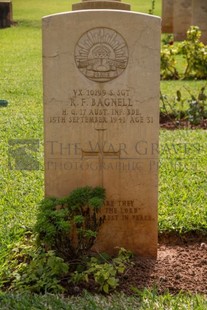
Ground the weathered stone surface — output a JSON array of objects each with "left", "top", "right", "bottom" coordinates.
[
  {"left": 43, "top": 9, "right": 160, "bottom": 258},
  {"left": 73, "top": 0, "right": 130, "bottom": 11},
  {"left": 173, "top": 0, "right": 192, "bottom": 41},
  {"left": 172, "top": 0, "right": 207, "bottom": 43},
  {"left": 162, "top": 0, "right": 173, "bottom": 33}
]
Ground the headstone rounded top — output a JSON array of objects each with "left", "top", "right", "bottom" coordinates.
[{"left": 72, "top": 0, "right": 131, "bottom": 11}]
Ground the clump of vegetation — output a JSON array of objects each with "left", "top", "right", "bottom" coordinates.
[
  {"left": 178, "top": 26, "right": 207, "bottom": 79},
  {"left": 71, "top": 248, "right": 133, "bottom": 294},
  {"left": 161, "top": 26, "right": 207, "bottom": 80},
  {"left": 0, "top": 186, "right": 133, "bottom": 294},
  {"left": 160, "top": 85, "right": 207, "bottom": 125},
  {"left": 34, "top": 186, "right": 105, "bottom": 260},
  {"left": 0, "top": 236, "right": 68, "bottom": 293},
  {"left": 161, "top": 42, "right": 179, "bottom": 80}
]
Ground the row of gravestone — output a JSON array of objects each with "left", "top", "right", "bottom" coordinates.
[
  {"left": 2, "top": 0, "right": 207, "bottom": 43},
  {"left": 162, "top": 0, "right": 207, "bottom": 43}
]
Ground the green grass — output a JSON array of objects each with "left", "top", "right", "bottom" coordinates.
[
  {"left": 161, "top": 80, "right": 206, "bottom": 95},
  {"left": 127, "top": 0, "right": 161, "bottom": 15},
  {"left": 159, "top": 130, "right": 207, "bottom": 233},
  {"left": 0, "top": 290, "right": 206, "bottom": 309},
  {"left": 0, "top": 0, "right": 207, "bottom": 306},
  {"left": 0, "top": 0, "right": 206, "bottom": 259},
  {"left": 1, "top": 1, "right": 206, "bottom": 242},
  {"left": 11, "top": 0, "right": 161, "bottom": 24}
]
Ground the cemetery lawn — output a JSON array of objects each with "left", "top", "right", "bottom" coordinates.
[
  {"left": 0, "top": 0, "right": 206, "bottom": 307},
  {"left": 0, "top": 290, "right": 206, "bottom": 309}
]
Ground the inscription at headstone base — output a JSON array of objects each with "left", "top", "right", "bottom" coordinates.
[{"left": 43, "top": 0, "right": 161, "bottom": 258}]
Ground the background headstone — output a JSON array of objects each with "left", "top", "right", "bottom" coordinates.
[
  {"left": 192, "top": 0, "right": 207, "bottom": 44},
  {"left": 0, "top": 0, "right": 13, "bottom": 28},
  {"left": 173, "top": 0, "right": 192, "bottom": 41},
  {"left": 162, "top": 0, "right": 173, "bottom": 33},
  {"left": 170, "top": 0, "right": 207, "bottom": 43},
  {"left": 43, "top": 1, "right": 160, "bottom": 258}
]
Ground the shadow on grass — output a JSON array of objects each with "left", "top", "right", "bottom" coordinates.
[{"left": 12, "top": 19, "right": 41, "bottom": 29}]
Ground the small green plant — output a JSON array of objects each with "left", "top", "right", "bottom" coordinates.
[
  {"left": 160, "top": 90, "right": 185, "bottom": 123},
  {"left": 1, "top": 231, "right": 133, "bottom": 294},
  {"left": 186, "top": 86, "right": 207, "bottom": 125},
  {"left": 161, "top": 26, "right": 207, "bottom": 80},
  {"left": 161, "top": 46, "right": 179, "bottom": 80},
  {"left": 0, "top": 187, "right": 135, "bottom": 294},
  {"left": 34, "top": 186, "right": 105, "bottom": 260},
  {"left": 178, "top": 26, "right": 207, "bottom": 79},
  {"left": 160, "top": 85, "right": 207, "bottom": 126},
  {"left": 0, "top": 236, "right": 68, "bottom": 293},
  {"left": 70, "top": 248, "right": 133, "bottom": 293},
  {"left": 12, "top": 250, "right": 69, "bottom": 293},
  {"left": 162, "top": 34, "right": 174, "bottom": 46},
  {"left": 148, "top": 0, "right": 156, "bottom": 15}
]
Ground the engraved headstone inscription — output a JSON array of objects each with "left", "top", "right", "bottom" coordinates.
[{"left": 43, "top": 0, "right": 161, "bottom": 257}]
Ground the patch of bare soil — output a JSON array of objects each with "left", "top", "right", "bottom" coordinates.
[
  {"left": 67, "top": 234, "right": 207, "bottom": 296},
  {"left": 119, "top": 234, "right": 207, "bottom": 295},
  {"left": 66, "top": 114, "right": 207, "bottom": 296},
  {"left": 160, "top": 115, "right": 207, "bottom": 130}
]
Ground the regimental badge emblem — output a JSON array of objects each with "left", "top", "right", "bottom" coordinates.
[{"left": 75, "top": 28, "right": 129, "bottom": 83}]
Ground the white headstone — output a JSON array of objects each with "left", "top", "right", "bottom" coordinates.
[{"left": 43, "top": 1, "right": 161, "bottom": 257}]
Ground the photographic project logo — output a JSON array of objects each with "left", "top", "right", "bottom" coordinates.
[{"left": 8, "top": 139, "right": 39, "bottom": 171}]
